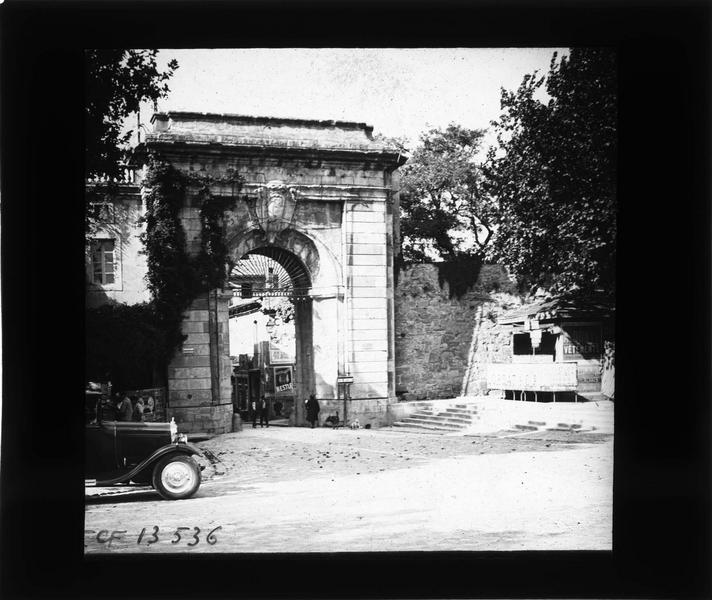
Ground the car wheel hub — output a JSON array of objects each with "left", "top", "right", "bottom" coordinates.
[{"left": 161, "top": 461, "right": 194, "bottom": 493}]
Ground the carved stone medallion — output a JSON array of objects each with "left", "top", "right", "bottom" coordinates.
[{"left": 254, "top": 180, "right": 298, "bottom": 243}]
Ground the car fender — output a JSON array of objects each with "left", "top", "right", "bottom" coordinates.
[{"left": 93, "top": 442, "right": 203, "bottom": 487}]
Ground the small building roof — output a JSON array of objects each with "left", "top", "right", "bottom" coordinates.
[{"left": 498, "top": 294, "right": 615, "bottom": 325}]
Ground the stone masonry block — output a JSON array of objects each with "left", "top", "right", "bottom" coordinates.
[
  {"left": 349, "top": 254, "right": 387, "bottom": 266},
  {"left": 353, "top": 339, "right": 388, "bottom": 352},
  {"left": 351, "top": 221, "right": 386, "bottom": 234},
  {"left": 170, "top": 366, "right": 212, "bottom": 380},
  {"left": 351, "top": 287, "right": 388, "bottom": 298},
  {"left": 350, "top": 329, "right": 387, "bottom": 341},
  {"left": 353, "top": 350, "right": 388, "bottom": 362},
  {"left": 351, "top": 360, "right": 388, "bottom": 374},
  {"left": 178, "top": 344, "right": 210, "bottom": 356},
  {"left": 185, "top": 310, "right": 210, "bottom": 322},
  {"left": 351, "top": 297, "right": 387, "bottom": 310},
  {"left": 169, "top": 389, "right": 213, "bottom": 404},
  {"left": 169, "top": 355, "right": 211, "bottom": 368},
  {"left": 350, "top": 201, "right": 383, "bottom": 212},
  {"left": 170, "top": 378, "right": 212, "bottom": 391},
  {"left": 351, "top": 308, "right": 387, "bottom": 320},
  {"left": 350, "top": 211, "right": 385, "bottom": 223},
  {"left": 351, "top": 318, "right": 388, "bottom": 331},
  {"left": 182, "top": 321, "right": 208, "bottom": 334},
  {"left": 348, "top": 243, "right": 386, "bottom": 256},
  {"left": 349, "top": 233, "right": 385, "bottom": 245},
  {"left": 190, "top": 297, "right": 210, "bottom": 310},
  {"left": 350, "top": 265, "right": 386, "bottom": 279}
]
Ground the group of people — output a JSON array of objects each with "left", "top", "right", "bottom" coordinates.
[
  {"left": 250, "top": 394, "right": 321, "bottom": 428},
  {"left": 96, "top": 393, "right": 148, "bottom": 423}
]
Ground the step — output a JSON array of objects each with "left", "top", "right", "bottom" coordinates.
[
  {"left": 400, "top": 418, "right": 463, "bottom": 431},
  {"left": 401, "top": 417, "right": 464, "bottom": 429},
  {"left": 392, "top": 422, "right": 454, "bottom": 432},
  {"left": 514, "top": 424, "right": 539, "bottom": 431},
  {"left": 545, "top": 426, "right": 598, "bottom": 433},
  {"left": 405, "top": 415, "right": 470, "bottom": 426},
  {"left": 410, "top": 410, "right": 437, "bottom": 417},
  {"left": 444, "top": 410, "right": 479, "bottom": 417},
  {"left": 391, "top": 423, "right": 447, "bottom": 434},
  {"left": 432, "top": 414, "right": 476, "bottom": 424}
]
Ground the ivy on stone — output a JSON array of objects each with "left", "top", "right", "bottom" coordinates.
[
  {"left": 141, "top": 158, "right": 200, "bottom": 359},
  {"left": 187, "top": 169, "right": 242, "bottom": 291}
]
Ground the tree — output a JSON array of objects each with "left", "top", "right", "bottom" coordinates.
[
  {"left": 398, "top": 125, "right": 493, "bottom": 262},
  {"left": 483, "top": 48, "right": 617, "bottom": 296},
  {"left": 85, "top": 49, "right": 178, "bottom": 180}
]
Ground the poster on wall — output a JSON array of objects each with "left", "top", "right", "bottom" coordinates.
[{"left": 273, "top": 365, "right": 294, "bottom": 393}]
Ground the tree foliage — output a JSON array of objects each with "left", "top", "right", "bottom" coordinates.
[
  {"left": 86, "top": 303, "right": 166, "bottom": 391},
  {"left": 399, "top": 124, "right": 492, "bottom": 261},
  {"left": 483, "top": 48, "right": 617, "bottom": 296},
  {"left": 86, "top": 49, "right": 178, "bottom": 180}
]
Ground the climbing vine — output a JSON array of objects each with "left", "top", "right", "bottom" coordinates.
[
  {"left": 135, "top": 158, "right": 243, "bottom": 375},
  {"left": 188, "top": 169, "right": 241, "bottom": 291}
]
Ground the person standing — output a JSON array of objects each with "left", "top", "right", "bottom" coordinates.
[
  {"left": 132, "top": 397, "right": 145, "bottom": 422},
  {"left": 251, "top": 398, "right": 259, "bottom": 428},
  {"left": 117, "top": 394, "right": 133, "bottom": 422},
  {"left": 259, "top": 396, "right": 269, "bottom": 428},
  {"left": 306, "top": 394, "right": 320, "bottom": 428}
]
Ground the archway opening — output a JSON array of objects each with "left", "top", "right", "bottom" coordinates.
[{"left": 227, "top": 247, "right": 314, "bottom": 426}]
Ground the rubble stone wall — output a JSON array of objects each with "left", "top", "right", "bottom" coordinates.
[{"left": 394, "top": 263, "right": 519, "bottom": 400}]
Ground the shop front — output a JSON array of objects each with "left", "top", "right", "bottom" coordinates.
[{"left": 487, "top": 295, "right": 614, "bottom": 402}]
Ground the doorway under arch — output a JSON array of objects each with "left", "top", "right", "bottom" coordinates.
[{"left": 228, "top": 244, "right": 315, "bottom": 426}]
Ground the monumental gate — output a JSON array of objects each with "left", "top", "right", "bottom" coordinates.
[{"left": 140, "top": 112, "right": 404, "bottom": 433}]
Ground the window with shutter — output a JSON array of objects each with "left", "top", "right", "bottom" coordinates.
[{"left": 91, "top": 239, "right": 116, "bottom": 285}]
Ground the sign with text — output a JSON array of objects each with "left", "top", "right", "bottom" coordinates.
[
  {"left": 487, "top": 362, "right": 578, "bottom": 391},
  {"left": 273, "top": 365, "right": 293, "bottom": 393}
]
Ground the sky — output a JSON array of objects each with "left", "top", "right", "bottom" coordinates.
[
  {"left": 132, "top": 48, "right": 568, "bottom": 354},
  {"left": 141, "top": 48, "right": 568, "bottom": 151}
]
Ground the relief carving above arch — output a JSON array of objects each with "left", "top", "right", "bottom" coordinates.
[{"left": 249, "top": 180, "right": 299, "bottom": 244}]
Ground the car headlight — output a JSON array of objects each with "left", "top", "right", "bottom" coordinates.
[{"left": 173, "top": 433, "right": 188, "bottom": 444}]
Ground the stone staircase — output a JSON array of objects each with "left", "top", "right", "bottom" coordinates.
[
  {"left": 390, "top": 397, "right": 615, "bottom": 435},
  {"left": 392, "top": 402, "right": 481, "bottom": 433}
]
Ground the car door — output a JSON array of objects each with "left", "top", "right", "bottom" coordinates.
[
  {"left": 85, "top": 420, "right": 120, "bottom": 478},
  {"left": 114, "top": 422, "right": 172, "bottom": 469}
]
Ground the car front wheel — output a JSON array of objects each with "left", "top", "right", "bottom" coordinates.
[{"left": 152, "top": 454, "right": 201, "bottom": 500}]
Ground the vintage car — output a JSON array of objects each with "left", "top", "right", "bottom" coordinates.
[{"left": 86, "top": 399, "right": 203, "bottom": 500}]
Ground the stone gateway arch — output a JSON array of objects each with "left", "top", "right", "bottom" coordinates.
[{"left": 141, "top": 112, "right": 405, "bottom": 433}]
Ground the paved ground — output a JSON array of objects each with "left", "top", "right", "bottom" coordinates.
[{"left": 84, "top": 426, "right": 613, "bottom": 553}]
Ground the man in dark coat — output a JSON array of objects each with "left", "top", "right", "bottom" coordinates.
[
  {"left": 306, "top": 394, "right": 320, "bottom": 428},
  {"left": 259, "top": 396, "right": 269, "bottom": 428},
  {"left": 117, "top": 394, "right": 133, "bottom": 422}
]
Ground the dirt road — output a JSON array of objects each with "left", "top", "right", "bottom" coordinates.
[{"left": 84, "top": 427, "right": 613, "bottom": 553}]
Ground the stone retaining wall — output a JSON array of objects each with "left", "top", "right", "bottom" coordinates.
[{"left": 394, "top": 263, "right": 517, "bottom": 400}]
